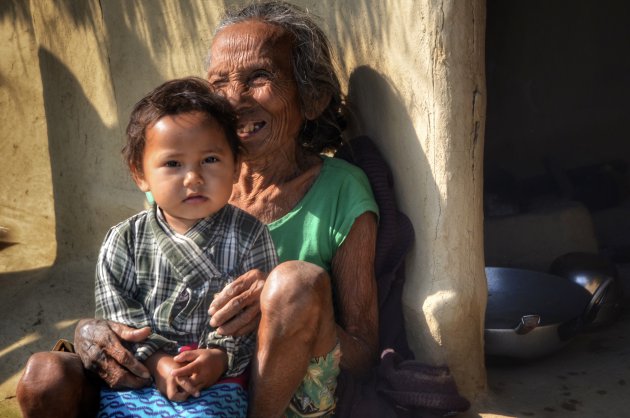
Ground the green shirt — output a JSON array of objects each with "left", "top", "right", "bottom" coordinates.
[{"left": 268, "top": 157, "right": 378, "bottom": 272}]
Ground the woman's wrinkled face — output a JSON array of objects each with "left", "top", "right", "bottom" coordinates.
[{"left": 207, "top": 21, "right": 303, "bottom": 159}]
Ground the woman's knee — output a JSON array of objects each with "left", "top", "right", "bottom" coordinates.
[
  {"left": 22, "top": 351, "right": 84, "bottom": 384},
  {"left": 262, "top": 260, "right": 332, "bottom": 311},
  {"left": 260, "top": 261, "right": 337, "bottom": 355},
  {"left": 17, "top": 351, "right": 87, "bottom": 415}
]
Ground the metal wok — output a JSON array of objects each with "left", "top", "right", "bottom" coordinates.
[{"left": 485, "top": 267, "right": 609, "bottom": 359}]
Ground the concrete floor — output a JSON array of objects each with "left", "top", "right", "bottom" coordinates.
[{"left": 1, "top": 261, "right": 628, "bottom": 418}]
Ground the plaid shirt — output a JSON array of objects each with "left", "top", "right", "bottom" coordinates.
[{"left": 95, "top": 204, "right": 277, "bottom": 377}]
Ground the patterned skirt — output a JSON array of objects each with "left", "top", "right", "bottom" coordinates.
[{"left": 97, "top": 380, "right": 247, "bottom": 418}]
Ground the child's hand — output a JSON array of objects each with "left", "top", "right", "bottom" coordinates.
[
  {"left": 145, "top": 351, "right": 191, "bottom": 402},
  {"left": 170, "top": 348, "right": 228, "bottom": 397}
]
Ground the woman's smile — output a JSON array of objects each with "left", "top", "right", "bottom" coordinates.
[{"left": 236, "top": 120, "right": 267, "bottom": 139}]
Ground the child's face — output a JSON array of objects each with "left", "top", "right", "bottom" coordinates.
[{"left": 134, "top": 111, "right": 238, "bottom": 234}]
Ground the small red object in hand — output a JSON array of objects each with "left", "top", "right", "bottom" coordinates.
[{"left": 178, "top": 343, "right": 199, "bottom": 353}]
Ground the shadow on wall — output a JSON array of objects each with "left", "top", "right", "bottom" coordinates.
[
  {"left": 39, "top": 48, "right": 107, "bottom": 263},
  {"left": 315, "top": 0, "right": 421, "bottom": 77},
  {"left": 0, "top": 0, "right": 29, "bottom": 23},
  {"left": 347, "top": 66, "right": 443, "bottom": 364},
  {"left": 100, "top": 1, "right": 222, "bottom": 124},
  {"left": 0, "top": 35, "right": 119, "bottom": 397}
]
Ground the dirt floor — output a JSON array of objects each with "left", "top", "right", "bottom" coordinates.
[
  {"left": 478, "top": 308, "right": 630, "bottom": 418},
  {"left": 1, "top": 261, "right": 628, "bottom": 418},
  {"left": 0, "top": 260, "right": 95, "bottom": 418}
]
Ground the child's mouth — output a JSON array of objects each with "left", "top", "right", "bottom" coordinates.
[{"left": 184, "top": 195, "right": 207, "bottom": 204}]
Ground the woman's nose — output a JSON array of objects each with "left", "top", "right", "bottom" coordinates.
[
  {"left": 224, "top": 81, "right": 249, "bottom": 107},
  {"left": 183, "top": 170, "right": 203, "bottom": 187}
]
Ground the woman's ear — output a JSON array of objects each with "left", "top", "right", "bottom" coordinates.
[
  {"left": 131, "top": 166, "right": 150, "bottom": 192},
  {"left": 304, "top": 91, "right": 332, "bottom": 121}
]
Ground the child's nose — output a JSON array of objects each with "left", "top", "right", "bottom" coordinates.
[{"left": 183, "top": 170, "right": 203, "bottom": 187}]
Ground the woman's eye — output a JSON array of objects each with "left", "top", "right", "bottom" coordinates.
[
  {"left": 249, "top": 70, "right": 272, "bottom": 86},
  {"left": 203, "top": 156, "right": 219, "bottom": 164},
  {"left": 209, "top": 77, "right": 228, "bottom": 91},
  {"left": 164, "top": 161, "right": 179, "bottom": 168}
]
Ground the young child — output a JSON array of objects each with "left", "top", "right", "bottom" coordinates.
[{"left": 95, "top": 77, "right": 277, "bottom": 417}]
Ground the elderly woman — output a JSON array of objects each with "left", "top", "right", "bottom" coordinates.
[{"left": 17, "top": 2, "right": 379, "bottom": 417}]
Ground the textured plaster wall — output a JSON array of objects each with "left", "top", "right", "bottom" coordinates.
[
  {"left": 0, "top": 0, "right": 486, "bottom": 402},
  {"left": 313, "top": 0, "right": 487, "bottom": 398},
  {"left": 0, "top": 1, "right": 55, "bottom": 272}
]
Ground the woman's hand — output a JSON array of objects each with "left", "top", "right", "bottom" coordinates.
[
  {"left": 170, "top": 348, "right": 228, "bottom": 397},
  {"left": 208, "top": 269, "right": 267, "bottom": 336},
  {"left": 74, "top": 319, "right": 152, "bottom": 389}
]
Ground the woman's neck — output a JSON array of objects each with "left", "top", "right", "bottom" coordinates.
[{"left": 230, "top": 150, "right": 322, "bottom": 223}]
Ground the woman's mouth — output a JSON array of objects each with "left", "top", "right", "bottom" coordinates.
[{"left": 237, "top": 121, "right": 266, "bottom": 138}]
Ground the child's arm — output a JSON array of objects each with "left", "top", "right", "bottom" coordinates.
[{"left": 199, "top": 332, "right": 256, "bottom": 378}]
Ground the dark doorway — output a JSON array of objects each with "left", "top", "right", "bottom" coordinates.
[{"left": 484, "top": 0, "right": 630, "bottom": 276}]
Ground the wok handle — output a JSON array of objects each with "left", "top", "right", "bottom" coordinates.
[
  {"left": 582, "top": 276, "right": 613, "bottom": 323},
  {"left": 558, "top": 277, "right": 613, "bottom": 341},
  {"left": 514, "top": 314, "right": 541, "bottom": 335}
]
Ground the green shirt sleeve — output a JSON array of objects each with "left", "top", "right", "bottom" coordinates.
[{"left": 268, "top": 157, "right": 378, "bottom": 272}]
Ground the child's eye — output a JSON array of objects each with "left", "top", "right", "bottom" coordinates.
[
  {"left": 203, "top": 156, "right": 219, "bottom": 164},
  {"left": 164, "top": 161, "right": 180, "bottom": 167}
]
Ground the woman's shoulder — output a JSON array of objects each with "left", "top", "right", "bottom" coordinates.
[
  {"left": 300, "top": 156, "right": 376, "bottom": 214},
  {"left": 322, "top": 156, "right": 371, "bottom": 185},
  {"left": 321, "top": 156, "right": 378, "bottom": 215}
]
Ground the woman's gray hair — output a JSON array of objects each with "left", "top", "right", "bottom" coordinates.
[{"left": 210, "top": 1, "right": 347, "bottom": 154}]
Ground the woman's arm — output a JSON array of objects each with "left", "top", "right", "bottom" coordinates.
[
  {"left": 208, "top": 220, "right": 277, "bottom": 337},
  {"left": 331, "top": 211, "right": 379, "bottom": 375},
  {"left": 208, "top": 269, "right": 267, "bottom": 335}
]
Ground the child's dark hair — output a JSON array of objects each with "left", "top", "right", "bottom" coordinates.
[{"left": 123, "top": 76, "right": 240, "bottom": 173}]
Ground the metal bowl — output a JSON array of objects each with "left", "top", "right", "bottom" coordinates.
[{"left": 485, "top": 267, "right": 597, "bottom": 359}]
